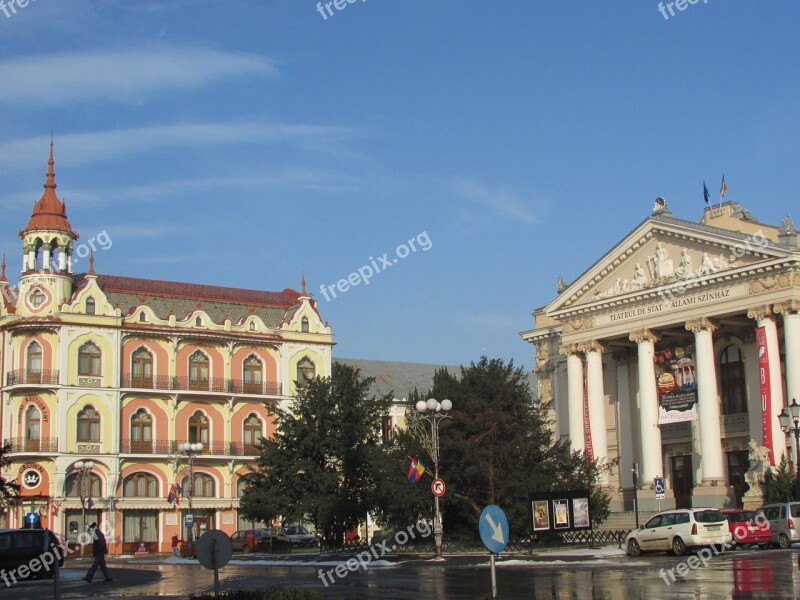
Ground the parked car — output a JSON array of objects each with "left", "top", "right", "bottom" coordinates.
[
  {"left": 721, "top": 509, "right": 771, "bottom": 549},
  {"left": 0, "top": 529, "right": 64, "bottom": 579},
  {"left": 265, "top": 527, "right": 294, "bottom": 552},
  {"left": 757, "top": 502, "right": 800, "bottom": 549},
  {"left": 625, "top": 508, "right": 732, "bottom": 556},
  {"left": 283, "top": 525, "right": 317, "bottom": 548},
  {"left": 229, "top": 529, "right": 271, "bottom": 553}
]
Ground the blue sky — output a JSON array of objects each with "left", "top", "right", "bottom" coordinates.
[{"left": 0, "top": 1, "right": 797, "bottom": 369}]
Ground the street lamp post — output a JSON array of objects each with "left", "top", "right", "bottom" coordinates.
[
  {"left": 178, "top": 442, "right": 203, "bottom": 557},
  {"left": 631, "top": 463, "right": 639, "bottom": 528},
  {"left": 73, "top": 460, "right": 94, "bottom": 557},
  {"left": 415, "top": 397, "right": 453, "bottom": 560},
  {"left": 778, "top": 398, "right": 800, "bottom": 500}
]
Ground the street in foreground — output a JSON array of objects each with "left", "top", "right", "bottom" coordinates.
[{"left": 3, "top": 547, "right": 800, "bottom": 599}]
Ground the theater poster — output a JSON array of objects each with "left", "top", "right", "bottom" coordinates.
[{"left": 654, "top": 344, "right": 698, "bottom": 424}]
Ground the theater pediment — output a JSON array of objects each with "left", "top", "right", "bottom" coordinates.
[{"left": 549, "top": 219, "right": 790, "bottom": 314}]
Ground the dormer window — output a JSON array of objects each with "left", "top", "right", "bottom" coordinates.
[
  {"left": 195, "top": 316, "right": 203, "bottom": 327},
  {"left": 86, "top": 297, "right": 96, "bottom": 315},
  {"left": 301, "top": 316, "right": 310, "bottom": 333},
  {"left": 139, "top": 312, "right": 147, "bottom": 322},
  {"left": 249, "top": 321, "right": 256, "bottom": 331}
]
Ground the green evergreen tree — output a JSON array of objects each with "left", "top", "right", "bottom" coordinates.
[
  {"left": 763, "top": 454, "right": 798, "bottom": 502},
  {"left": 0, "top": 443, "right": 20, "bottom": 502},
  {"left": 239, "top": 363, "right": 391, "bottom": 545}
]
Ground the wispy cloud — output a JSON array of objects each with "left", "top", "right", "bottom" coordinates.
[
  {"left": 0, "top": 47, "right": 279, "bottom": 105},
  {"left": 0, "top": 123, "right": 355, "bottom": 170},
  {"left": 448, "top": 178, "right": 538, "bottom": 223}
]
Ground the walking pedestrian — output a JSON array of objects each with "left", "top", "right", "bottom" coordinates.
[
  {"left": 171, "top": 533, "right": 181, "bottom": 557},
  {"left": 82, "top": 523, "right": 113, "bottom": 583}
]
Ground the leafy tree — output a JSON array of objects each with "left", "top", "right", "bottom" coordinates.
[
  {"left": 400, "top": 357, "right": 611, "bottom": 540},
  {"left": 240, "top": 363, "right": 391, "bottom": 545},
  {"left": 763, "top": 454, "right": 798, "bottom": 502},
  {"left": 0, "top": 443, "right": 20, "bottom": 501}
]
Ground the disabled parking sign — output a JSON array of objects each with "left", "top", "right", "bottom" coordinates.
[{"left": 654, "top": 476, "right": 665, "bottom": 500}]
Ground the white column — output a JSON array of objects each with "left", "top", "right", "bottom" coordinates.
[
  {"left": 749, "top": 305, "right": 788, "bottom": 463},
  {"left": 614, "top": 351, "right": 635, "bottom": 488},
  {"left": 630, "top": 329, "right": 664, "bottom": 483},
  {"left": 686, "top": 318, "right": 724, "bottom": 482},
  {"left": 584, "top": 341, "right": 608, "bottom": 471},
  {"left": 58, "top": 250, "right": 66, "bottom": 272},
  {"left": 561, "top": 345, "right": 585, "bottom": 454},
  {"left": 778, "top": 306, "right": 800, "bottom": 467},
  {"left": 43, "top": 247, "right": 51, "bottom": 271}
]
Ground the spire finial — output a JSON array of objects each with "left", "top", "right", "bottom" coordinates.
[
  {"left": 44, "top": 136, "right": 56, "bottom": 190},
  {"left": 0, "top": 253, "right": 6, "bottom": 283},
  {"left": 301, "top": 271, "right": 307, "bottom": 295},
  {"left": 87, "top": 250, "right": 96, "bottom": 276}
]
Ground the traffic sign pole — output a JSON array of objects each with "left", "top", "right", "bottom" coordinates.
[{"left": 489, "top": 553, "right": 497, "bottom": 599}]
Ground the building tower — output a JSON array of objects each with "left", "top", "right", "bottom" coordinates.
[{"left": 17, "top": 142, "right": 79, "bottom": 316}]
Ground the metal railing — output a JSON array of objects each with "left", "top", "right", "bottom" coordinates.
[
  {"left": 120, "top": 439, "right": 261, "bottom": 457},
  {"left": 121, "top": 374, "right": 282, "bottom": 396},
  {"left": 3, "top": 437, "right": 59, "bottom": 453},
  {"left": 6, "top": 369, "right": 60, "bottom": 386}
]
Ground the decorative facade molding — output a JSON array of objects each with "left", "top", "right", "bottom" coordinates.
[
  {"left": 749, "top": 273, "right": 793, "bottom": 294},
  {"left": 561, "top": 315, "right": 595, "bottom": 334},
  {"left": 685, "top": 317, "right": 718, "bottom": 334}
]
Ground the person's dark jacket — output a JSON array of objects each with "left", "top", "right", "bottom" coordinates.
[{"left": 92, "top": 529, "right": 108, "bottom": 557}]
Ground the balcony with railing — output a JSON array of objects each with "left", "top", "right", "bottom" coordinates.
[
  {"left": 121, "top": 374, "right": 282, "bottom": 396},
  {"left": 120, "top": 439, "right": 261, "bottom": 457},
  {"left": 6, "top": 369, "right": 59, "bottom": 386},
  {"left": 3, "top": 437, "right": 59, "bottom": 453}
]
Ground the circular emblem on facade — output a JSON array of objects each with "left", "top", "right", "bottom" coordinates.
[
  {"left": 22, "top": 468, "right": 42, "bottom": 489},
  {"left": 25, "top": 286, "right": 51, "bottom": 313}
]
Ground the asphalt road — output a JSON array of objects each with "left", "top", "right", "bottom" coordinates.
[{"left": 4, "top": 546, "right": 800, "bottom": 599}]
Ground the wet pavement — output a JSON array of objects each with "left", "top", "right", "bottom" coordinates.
[{"left": 4, "top": 546, "right": 800, "bottom": 599}]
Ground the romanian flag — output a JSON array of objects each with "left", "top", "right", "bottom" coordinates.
[
  {"left": 167, "top": 483, "right": 182, "bottom": 505},
  {"left": 720, "top": 174, "right": 728, "bottom": 199},
  {"left": 703, "top": 182, "right": 710, "bottom": 204},
  {"left": 407, "top": 456, "right": 426, "bottom": 483}
]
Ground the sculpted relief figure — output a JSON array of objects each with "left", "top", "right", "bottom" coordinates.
[
  {"left": 744, "top": 440, "right": 772, "bottom": 494},
  {"left": 650, "top": 242, "right": 673, "bottom": 279},
  {"left": 675, "top": 248, "right": 692, "bottom": 280},
  {"left": 630, "top": 262, "right": 647, "bottom": 290},
  {"left": 698, "top": 252, "right": 718, "bottom": 276}
]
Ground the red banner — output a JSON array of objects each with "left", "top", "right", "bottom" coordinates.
[
  {"left": 757, "top": 326, "right": 775, "bottom": 465},
  {"left": 584, "top": 362, "right": 593, "bottom": 461}
]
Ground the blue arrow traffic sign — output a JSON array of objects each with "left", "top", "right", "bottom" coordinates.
[
  {"left": 26, "top": 512, "right": 40, "bottom": 526},
  {"left": 479, "top": 504, "right": 509, "bottom": 554}
]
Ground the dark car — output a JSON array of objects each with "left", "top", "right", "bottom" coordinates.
[
  {"left": 0, "top": 529, "right": 64, "bottom": 580},
  {"left": 722, "top": 509, "right": 771, "bottom": 549},
  {"left": 229, "top": 529, "right": 271, "bottom": 553},
  {"left": 283, "top": 525, "right": 318, "bottom": 548}
]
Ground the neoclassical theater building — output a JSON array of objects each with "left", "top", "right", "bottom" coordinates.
[
  {"left": 0, "top": 145, "right": 332, "bottom": 553},
  {"left": 523, "top": 200, "right": 799, "bottom": 512}
]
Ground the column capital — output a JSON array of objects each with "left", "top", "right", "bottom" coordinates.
[
  {"left": 629, "top": 329, "right": 660, "bottom": 345},
  {"left": 685, "top": 317, "right": 718, "bottom": 334},
  {"left": 772, "top": 300, "right": 800, "bottom": 316},
  {"left": 558, "top": 343, "right": 582, "bottom": 357},
  {"left": 577, "top": 340, "right": 606, "bottom": 355},
  {"left": 747, "top": 304, "right": 773, "bottom": 322}
]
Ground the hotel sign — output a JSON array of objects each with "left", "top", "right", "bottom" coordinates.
[{"left": 597, "top": 284, "right": 748, "bottom": 326}]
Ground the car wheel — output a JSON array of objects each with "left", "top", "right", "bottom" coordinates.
[
  {"left": 672, "top": 536, "right": 686, "bottom": 556},
  {"left": 778, "top": 534, "right": 791, "bottom": 549},
  {"left": 627, "top": 538, "right": 642, "bottom": 557}
]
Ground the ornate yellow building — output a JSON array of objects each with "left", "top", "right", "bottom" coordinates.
[{"left": 0, "top": 145, "right": 333, "bottom": 553}]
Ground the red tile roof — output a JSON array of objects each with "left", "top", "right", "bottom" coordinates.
[{"left": 20, "top": 142, "right": 78, "bottom": 237}]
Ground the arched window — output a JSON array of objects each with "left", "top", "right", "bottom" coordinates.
[
  {"left": 77, "top": 406, "right": 100, "bottom": 442},
  {"left": 188, "top": 410, "right": 209, "bottom": 445},
  {"left": 130, "top": 409, "right": 153, "bottom": 453},
  {"left": 249, "top": 321, "right": 256, "bottom": 331},
  {"left": 195, "top": 316, "right": 203, "bottom": 327},
  {"left": 181, "top": 473, "right": 215, "bottom": 498},
  {"left": 297, "top": 357, "right": 316, "bottom": 387},
  {"left": 65, "top": 472, "right": 102, "bottom": 498},
  {"left": 243, "top": 355, "right": 262, "bottom": 393},
  {"left": 189, "top": 351, "right": 209, "bottom": 390},
  {"left": 27, "top": 341, "right": 43, "bottom": 371},
  {"left": 78, "top": 342, "right": 101, "bottom": 377},
  {"left": 131, "top": 348, "right": 153, "bottom": 388},
  {"left": 123, "top": 473, "right": 158, "bottom": 497},
  {"left": 720, "top": 345, "right": 748, "bottom": 415},
  {"left": 236, "top": 475, "right": 254, "bottom": 498},
  {"left": 25, "top": 405, "right": 41, "bottom": 451},
  {"left": 139, "top": 311, "right": 147, "bottom": 322},
  {"left": 301, "top": 316, "right": 310, "bottom": 333},
  {"left": 86, "top": 297, "right": 96, "bottom": 315},
  {"left": 243, "top": 414, "right": 263, "bottom": 453}
]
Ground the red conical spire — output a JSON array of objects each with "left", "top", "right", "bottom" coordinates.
[{"left": 19, "top": 140, "right": 78, "bottom": 238}]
